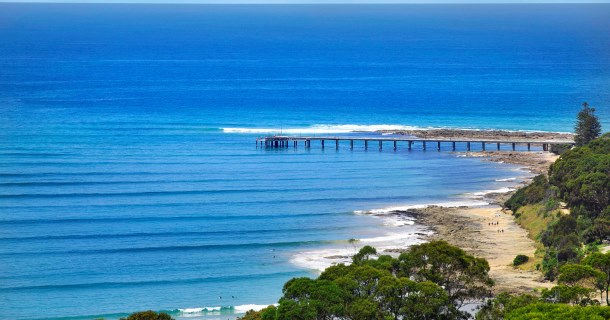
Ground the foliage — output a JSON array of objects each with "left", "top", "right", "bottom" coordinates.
[
  {"left": 550, "top": 143, "right": 573, "bottom": 155},
  {"left": 513, "top": 255, "right": 529, "bottom": 266},
  {"left": 506, "top": 131, "right": 610, "bottom": 280},
  {"left": 269, "top": 241, "right": 492, "bottom": 320},
  {"left": 119, "top": 311, "right": 173, "bottom": 320},
  {"left": 237, "top": 306, "right": 278, "bottom": 320},
  {"left": 504, "top": 175, "right": 549, "bottom": 212},
  {"left": 398, "top": 240, "right": 494, "bottom": 312},
  {"left": 574, "top": 102, "right": 602, "bottom": 146},
  {"left": 476, "top": 292, "right": 538, "bottom": 320},
  {"left": 540, "top": 285, "right": 596, "bottom": 305},
  {"left": 505, "top": 303, "right": 610, "bottom": 320},
  {"left": 549, "top": 136, "right": 610, "bottom": 219},
  {"left": 583, "top": 252, "right": 610, "bottom": 305}
]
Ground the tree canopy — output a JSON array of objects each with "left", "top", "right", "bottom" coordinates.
[
  {"left": 575, "top": 102, "right": 602, "bottom": 147},
  {"left": 240, "top": 240, "right": 493, "bottom": 320},
  {"left": 119, "top": 311, "right": 174, "bottom": 320}
]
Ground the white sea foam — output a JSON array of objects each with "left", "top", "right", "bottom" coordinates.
[
  {"left": 234, "top": 304, "right": 276, "bottom": 313},
  {"left": 290, "top": 228, "right": 430, "bottom": 272},
  {"left": 177, "top": 304, "right": 274, "bottom": 315},
  {"left": 178, "top": 306, "right": 221, "bottom": 313},
  {"left": 291, "top": 247, "right": 354, "bottom": 272},
  {"left": 355, "top": 200, "right": 490, "bottom": 216},
  {"left": 495, "top": 177, "right": 517, "bottom": 182},
  {"left": 222, "top": 124, "right": 573, "bottom": 135},
  {"left": 223, "top": 124, "right": 424, "bottom": 134},
  {"left": 470, "top": 187, "right": 515, "bottom": 197}
]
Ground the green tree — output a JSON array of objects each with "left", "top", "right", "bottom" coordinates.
[
  {"left": 398, "top": 240, "right": 494, "bottom": 314},
  {"left": 505, "top": 303, "right": 610, "bottom": 320},
  {"left": 476, "top": 292, "right": 538, "bottom": 320},
  {"left": 277, "top": 277, "right": 346, "bottom": 320},
  {"left": 119, "top": 311, "right": 173, "bottom": 320},
  {"left": 584, "top": 252, "right": 610, "bottom": 304},
  {"left": 575, "top": 102, "right": 602, "bottom": 146},
  {"left": 352, "top": 245, "right": 377, "bottom": 265},
  {"left": 541, "top": 285, "right": 595, "bottom": 305}
]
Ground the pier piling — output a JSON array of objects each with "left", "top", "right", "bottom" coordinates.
[{"left": 257, "top": 136, "right": 573, "bottom": 153}]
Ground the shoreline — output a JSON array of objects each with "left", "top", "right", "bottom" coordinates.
[
  {"left": 290, "top": 132, "right": 561, "bottom": 293},
  {"left": 390, "top": 150, "right": 560, "bottom": 294}
]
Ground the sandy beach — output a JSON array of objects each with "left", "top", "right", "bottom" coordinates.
[{"left": 384, "top": 149, "right": 561, "bottom": 294}]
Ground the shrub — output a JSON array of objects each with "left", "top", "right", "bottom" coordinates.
[
  {"left": 119, "top": 311, "right": 173, "bottom": 320},
  {"left": 513, "top": 255, "right": 529, "bottom": 266}
]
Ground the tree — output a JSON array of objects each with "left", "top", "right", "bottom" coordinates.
[
  {"left": 277, "top": 278, "right": 346, "bottom": 320},
  {"left": 505, "top": 303, "right": 610, "bottom": 320},
  {"left": 476, "top": 292, "right": 538, "bottom": 320},
  {"left": 274, "top": 241, "right": 492, "bottom": 320},
  {"left": 575, "top": 102, "right": 602, "bottom": 146},
  {"left": 119, "top": 311, "right": 173, "bottom": 320},
  {"left": 398, "top": 240, "right": 494, "bottom": 314},
  {"left": 584, "top": 252, "right": 610, "bottom": 304}
]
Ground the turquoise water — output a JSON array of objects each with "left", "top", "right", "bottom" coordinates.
[{"left": 1, "top": 3, "right": 609, "bottom": 320}]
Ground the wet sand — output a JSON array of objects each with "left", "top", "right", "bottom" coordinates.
[
  {"left": 406, "top": 206, "right": 552, "bottom": 294},
  {"left": 385, "top": 148, "right": 560, "bottom": 293}
]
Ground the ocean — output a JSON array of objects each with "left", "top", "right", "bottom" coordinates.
[{"left": 0, "top": 3, "right": 609, "bottom": 320}]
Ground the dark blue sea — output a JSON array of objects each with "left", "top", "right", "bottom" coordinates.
[{"left": 0, "top": 3, "right": 609, "bottom": 320}]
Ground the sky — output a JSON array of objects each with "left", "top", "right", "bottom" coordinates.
[{"left": 1, "top": 0, "right": 609, "bottom": 3}]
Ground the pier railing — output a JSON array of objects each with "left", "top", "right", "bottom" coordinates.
[{"left": 256, "top": 136, "right": 575, "bottom": 152}]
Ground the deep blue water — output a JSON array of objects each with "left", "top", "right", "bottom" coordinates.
[{"left": 1, "top": 3, "right": 609, "bottom": 320}]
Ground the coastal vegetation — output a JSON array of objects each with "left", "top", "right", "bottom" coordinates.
[
  {"left": 499, "top": 107, "right": 609, "bottom": 311},
  {"left": 240, "top": 241, "right": 493, "bottom": 320},
  {"left": 575, "top": 102, "right": 602, "bottom": 146},
  {"left": 119, "top": 311, "right": 173, "bottom": 320},
  {"left": 505, "top": 132, "right": 609, "bottom": 283},
  {"left": 512, "top": 255, "right": 529, "bottom": 267},
  {"left": 238, "top": 242, "right": 610, "bottom": 320}
]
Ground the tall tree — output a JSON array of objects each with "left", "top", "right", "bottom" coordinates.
[{"left": 574, "top": 102, "right": 602, "bottom": 146}]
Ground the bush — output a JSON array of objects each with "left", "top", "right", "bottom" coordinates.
[
  {"left": 504, "top": 175, "right": 549, "bottom": 212},
  {"left": 513, "top": 255, "right": 529, "bottom": 266},
  {"left": 119, "top": 311, "right": 173, "bottom": 320}
]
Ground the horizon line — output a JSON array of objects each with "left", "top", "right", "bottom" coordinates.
[{"left": 2, "top": 1, "right": 609, "bottom": 4}]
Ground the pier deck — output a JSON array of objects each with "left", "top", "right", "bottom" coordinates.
[{"left": 256, "top": 136, "right": 575, "bottom": 152}]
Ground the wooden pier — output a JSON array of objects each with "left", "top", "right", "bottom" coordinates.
[{"left": 256, "top": 136, "right": 575, "bottom": 152}]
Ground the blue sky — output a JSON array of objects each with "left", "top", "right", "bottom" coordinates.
[{"left": 2, "top": 0, "right": 609, "bottom": 3}]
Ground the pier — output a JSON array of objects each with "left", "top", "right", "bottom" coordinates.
[{"left": 256, "top": 136, "right": 575, "bottom": 152}]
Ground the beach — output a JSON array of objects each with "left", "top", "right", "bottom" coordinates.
[{"left": 385, "top": 149, "right": 561, "bottom": 294}]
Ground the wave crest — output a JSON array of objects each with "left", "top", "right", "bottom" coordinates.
[{"left": 222, "top": 124, "right": 422, "bottom": 134}]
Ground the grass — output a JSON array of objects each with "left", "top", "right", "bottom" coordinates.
[{"left": 513, "top": 204, "right": 560, "bottom": 270}]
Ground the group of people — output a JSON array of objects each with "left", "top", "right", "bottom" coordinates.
[{"left": 489, "top": 220, "right": 503, "bottom": 233}]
